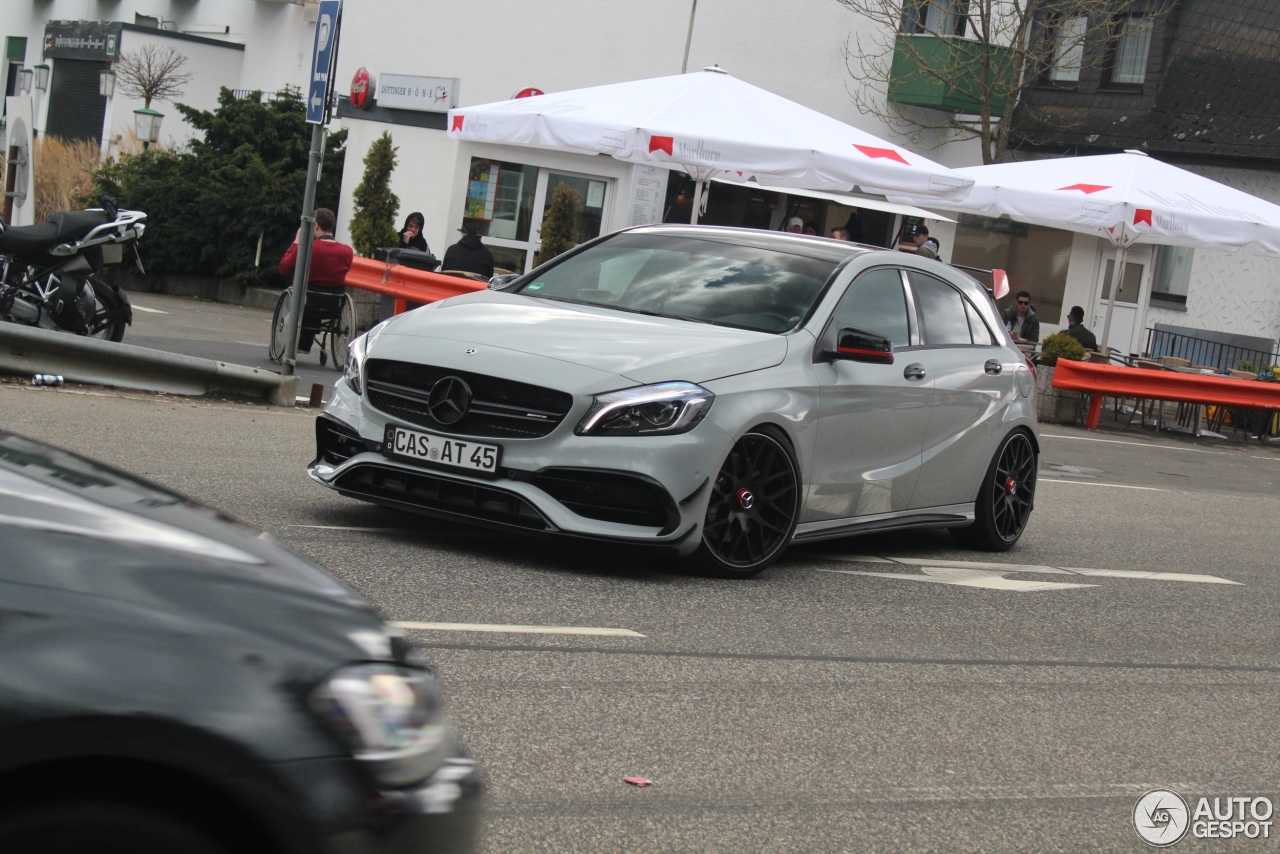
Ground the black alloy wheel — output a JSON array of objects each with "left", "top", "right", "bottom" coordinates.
[
  {"left": 696, "top": 428, "right": 800, "bottom": 578},
  {"left": 952, "top": 429, "right": 1037, "bottom": 551}
]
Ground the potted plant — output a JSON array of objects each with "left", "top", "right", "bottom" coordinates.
[{"left": 1035, "top": 332, "right": 1087, "bottom": 423}]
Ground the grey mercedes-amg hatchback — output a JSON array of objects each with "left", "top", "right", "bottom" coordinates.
[{"left": 312, "top": 225, "right": 1039, "bottom": 577}]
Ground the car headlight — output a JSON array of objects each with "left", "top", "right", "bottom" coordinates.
[
  {"left": 575, "top": 382, "right": 714, "bottom": 436},
  {"left": 310, "top": 663, "right": 453, "bottom": 787},
  {"left": 344, "top": 321, "right": 387, "bottom": 395}
]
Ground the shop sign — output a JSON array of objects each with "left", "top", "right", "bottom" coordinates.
[
  {"left": 43, "top": 21, "right": 121, "bottom": 62},
  {"left": 377, "top": 73, "right": 459, "bottom": 112},
  {"left": 513, "top": 88, "right": 544, "bottom": 99},
  {"left": 350, "top": 67, "right": 371, "bottom": 109}
]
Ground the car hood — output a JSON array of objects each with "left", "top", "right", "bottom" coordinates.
[{"left": 379, "top": 290, "right": 789, "bottom": 384}]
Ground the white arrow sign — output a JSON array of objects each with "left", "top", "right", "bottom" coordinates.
[{"left": 813, "top": 556, "right": 1242, "bottom": 592}]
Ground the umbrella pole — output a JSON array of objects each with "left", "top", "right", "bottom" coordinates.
[
  {"left": 690, "top": 177, "right": 705, "bottom": 225},
  {"left": 1099, "top": 243, "right": 1128, "bottom": 354}
]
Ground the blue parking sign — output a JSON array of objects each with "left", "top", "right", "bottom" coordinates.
[{"left": 306, "top": 1, "right": 341, "bottom": 124}]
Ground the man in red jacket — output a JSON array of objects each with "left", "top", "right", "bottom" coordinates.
[{"left": 279, "top": 208, "right": 353, "bottom": 354}]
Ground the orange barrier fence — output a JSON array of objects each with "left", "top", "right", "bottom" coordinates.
[
  {"left": 1051, "top": 359, "right": 1280, "bottom": 429},
  {"left": 343, "top": 256, "right": 487, "bottom": 314}
]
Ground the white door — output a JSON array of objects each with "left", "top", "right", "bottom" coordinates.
[
  {"left": 1092, "top": 246, "right": 1152, "bottom": 355},
  {"left": 527, "top": 170, "right": 612, "bottom": 271}
]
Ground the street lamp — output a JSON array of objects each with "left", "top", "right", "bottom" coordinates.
[
  {"left": 134, "top": 107, "right": 164, "bottom": 150},
  {"left": 17, "top": 68, "right": 32, "bottom": 95},
  {"left": 99, "top": 69, "right": 116, "bottom": 98},
  {"left": 33, "top": 64, "right": 50, "bottom": 91}
]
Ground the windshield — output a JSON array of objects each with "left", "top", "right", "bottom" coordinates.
[{"left": 515, "top": 233, "right": 839, "bottom": 333}]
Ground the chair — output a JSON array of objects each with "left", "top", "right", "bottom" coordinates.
[{"left": 268, "top": 286, "right": 356, "bottom": 368}]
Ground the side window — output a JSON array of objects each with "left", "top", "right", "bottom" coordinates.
[
  {"left": 964, "top": 298, "right": 996, "bottom": 345},
  {"left": 910, "top": 271, "right": 971, "bottom": 346},
  {"left": 827, "top": 268, "right": 911, "bottom": 349}
]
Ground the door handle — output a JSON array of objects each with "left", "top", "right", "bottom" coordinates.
[
  {"left": 985, "top": 359, "right": 1003, "bottom": 375},
  {"left": 903, "top": 363, "right": 926, "bottom": 381}
]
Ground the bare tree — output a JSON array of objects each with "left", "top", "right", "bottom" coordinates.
[
  {"left": 114, "top": 44, "right": 193, "bottom": 109},
  {"left": 838, "top": 0, "right": 1168, "bottom": 164}
]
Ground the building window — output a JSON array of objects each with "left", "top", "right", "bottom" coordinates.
[
  {"left": 901, "top": 0, "right": 970, "bottom": 37},
  {"left": 1150, "top": 244, "right": 1192, "bottom": 308},
  {"left": 951, "top": 214, "right": 1074, "bottom": 326},
  {"left": 1104, "top": 15, "right": 1153, "bottom": 87},
  {"left": 1047, "top": 16, "right": 1087, "bottom": 83}
]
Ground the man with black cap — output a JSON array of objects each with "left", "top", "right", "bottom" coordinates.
[
  {"left": 910, "top": 225, "right": 941, "bottom": 259},
  {"left": 442, "top": 224, "right": 495, "bottom": 278}
]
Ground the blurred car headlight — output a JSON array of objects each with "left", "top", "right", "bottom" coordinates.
[
  {"left": 311, "top": 663, "right": 453, "bottom": 787},
  {"left": 344, "top": 321, "right": 387, "bottom": 395},
  {"left": 575, "top": 382, "right": 714, "bottom": 436}
]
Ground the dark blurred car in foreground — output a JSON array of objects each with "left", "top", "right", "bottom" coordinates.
[{"left": 0, "top": 431, "right": 480, "bottom": 854}]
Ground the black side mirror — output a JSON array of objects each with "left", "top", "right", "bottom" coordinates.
[{"left": 829, "top": 327, "right": 894, "bottom": 364}]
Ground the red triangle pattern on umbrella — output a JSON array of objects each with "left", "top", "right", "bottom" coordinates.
[
  {"left": 853, "top": 145, "right": 909, "bottom": 165},
  {"left": 451, "top": 115, "right": 465, "bottom": 132},
  {"left": 1133, "top": 209, "right": 1153, "bottom": 225},
  {"left": 1056, "top": 183, "right": 1111, "bottom": 194},
  {"left": 648, "top": 136, "right": 674, "bottom": 155}
]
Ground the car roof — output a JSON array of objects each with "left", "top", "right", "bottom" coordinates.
[{"left": 625, "top": 224, "right": 877, "bottom": 265}]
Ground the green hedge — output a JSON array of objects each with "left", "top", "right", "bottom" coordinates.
[{"left": 94, "top": 87, "right": 346, "bottom": 287}]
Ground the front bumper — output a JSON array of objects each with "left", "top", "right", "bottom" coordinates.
[{"left": 308, "top": 380, "right": 731, "bottom": 554}]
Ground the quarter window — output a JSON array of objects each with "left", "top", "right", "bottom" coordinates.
[
  {"left": 910, "top": 272, "right": 972, "bottom": 346},
  {"left": 965, "top": 299, "right": 996, "bottom": 345},
  {"left": 828, "top": 269, "right": 911, "bottom": 349}
]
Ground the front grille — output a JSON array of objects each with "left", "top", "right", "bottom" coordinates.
[
  {"left": 534, "top": 468, "right": 677, "bottom": 531},
  {"left": 365, "top": 359, "right": 574, "bottom": 439},
  {"left": 315, "top": 416, "right": 369, "bottom": 466},
  {"left": 335, "top": 463, "right": 551, "bottom": 530}
]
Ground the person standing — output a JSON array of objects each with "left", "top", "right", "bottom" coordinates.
[
  {"left": 1064, "top": 305, "right": 1099, "bottom": 351},
  {"left": 278, "top": 208, "right": 353, "bottom": 354},
  {"left": 398, "top": 212, "right": 428, "bottom": 252},
  {"left": 784, "top": 216, "right": 804, "bottom": 233},
  {"left": 1002, "top": 290, "right": 1040, "bottom": 343},
  {"left": 442, "top": 224, "right": 495, "bottom": 278},
  {"left": 830, "top": 227, "right": 850, "bottom": 241}
]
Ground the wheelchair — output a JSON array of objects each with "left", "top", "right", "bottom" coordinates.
[{"left": 268, "top": 286, "right": 356, "bottom": 368}]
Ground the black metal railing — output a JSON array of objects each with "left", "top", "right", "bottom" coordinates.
[{"left": 1143, "top": 328, "right": 1280, "bottom": 373}]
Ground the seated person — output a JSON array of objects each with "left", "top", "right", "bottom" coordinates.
[
  {"left": 1002, "top": 290, "right": 1040, "bottom": 343},
  {"left": 442, "top": 224, "right": 495, "bottom": 278},
  {"left": 399, "top": 212, "right": 428, "bottom": 252},
  {"left": 908, "top": 226, "right": 940, "bottom": 259},
  {"left": 278, "top": 207, "right": 354, "bottom": 354},
  {"left": 1064, "top": 305, "right": 1099, "bottom": 351}
]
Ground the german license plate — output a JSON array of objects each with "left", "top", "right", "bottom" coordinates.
[{"left": 383, "top": 425, "right": 501, "bottom": 475}]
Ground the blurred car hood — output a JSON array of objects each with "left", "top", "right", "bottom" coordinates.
[{"left": 378, "top": 291, "right": 789, "bottom": 385}]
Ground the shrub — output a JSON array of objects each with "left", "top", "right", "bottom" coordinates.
[
  {"left": 348, "top": 132, "right": 399, "bottom": 257},
  {"left": 533, "top": 182, "right": 582, "bottom": 266},
  {"left": 1039, "top": 332, "right": 1087, "bottom": 367},
  {"left": 93, "top": 87, "right": 346, "bottom": 287},
  {"left": 33, "top": 136, "right": 101, "bottom": 222},
  {"left": 1238, "top": 358, "right": 1256, "bottom": 373}
]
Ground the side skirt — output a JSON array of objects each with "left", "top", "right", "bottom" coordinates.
[{"left": 791, "top": 504, "right": 975, "bottom": 543}]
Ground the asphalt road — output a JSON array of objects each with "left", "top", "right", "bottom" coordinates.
[
  {"left": 122, "top": 291, "right": 343, "bottom": 401},
  {"left": 3, "top": 376, "right": 1278, "bottom": 853}
]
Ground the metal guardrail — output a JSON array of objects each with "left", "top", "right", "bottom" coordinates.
[
  {"left": 343, "top": 256, "right": 486, "bottom": 315},
  {"left": 1143, "top": 327, "right": 1280, "bottom": 373},
  {"left": 0, "top": 322, "right": 298, "bottom": 406},
  {"left": 1052, "top": 359, "right": 1280, "bottom": 430}
]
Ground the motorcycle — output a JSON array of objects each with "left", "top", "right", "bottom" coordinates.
[{"left": 0, "top": 197, "right": 146, "bottom": 343}]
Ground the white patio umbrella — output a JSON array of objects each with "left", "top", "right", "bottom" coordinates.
[
  {"left": 446, "top": 69, "right": 972, "bottom": 225},
  {"left": 889, "top": 150, "right": 1280, "bottom": 351}
]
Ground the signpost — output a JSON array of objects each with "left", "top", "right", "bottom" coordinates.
[{"left": 282, "top": 0, "right": 341, "bottom": 379}]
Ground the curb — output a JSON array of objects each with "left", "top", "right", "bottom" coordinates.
[{"left": 0, "top": 323, "right": 298, "bottom": 406}]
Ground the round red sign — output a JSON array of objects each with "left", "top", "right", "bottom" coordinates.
[
  {"left": 350, "top": 68, "right": 371, "bottom": 109},
  {"left": 513, "top": 88, "right": 544, "bottom": 99}
]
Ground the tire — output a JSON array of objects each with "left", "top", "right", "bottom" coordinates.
[
  {"left": 87, "top": 277, "right": 128, "bottom": 343},
  {"left": 951, "top": 429, "right": 1037, "bottom": 551},
  {"left": 694, "top": 427, "right": 800, "bottom": 578},
  {"left": 329, "top": 293, "right": 355, "bottom": 371},
  {"left": 0, "top": 802, "right": 230, "bottom": 854},
  {"left": 268, "top": 288, "right": 291, "bottom": 364}
]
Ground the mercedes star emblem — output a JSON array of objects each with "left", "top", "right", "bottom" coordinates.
[
  {"left": 427, "top": 376, "right": 472, "bottom": 425},
  {"left": 464, "top": 348, "right": 477, "bottom": 356}
]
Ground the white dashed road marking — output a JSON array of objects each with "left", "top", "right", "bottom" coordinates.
[
  {"left": 814, "top": 556, "right": 1241, "bottom": 592},
  {"left": 389, "top": 621, "right": 646, "bottom": 637}
]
